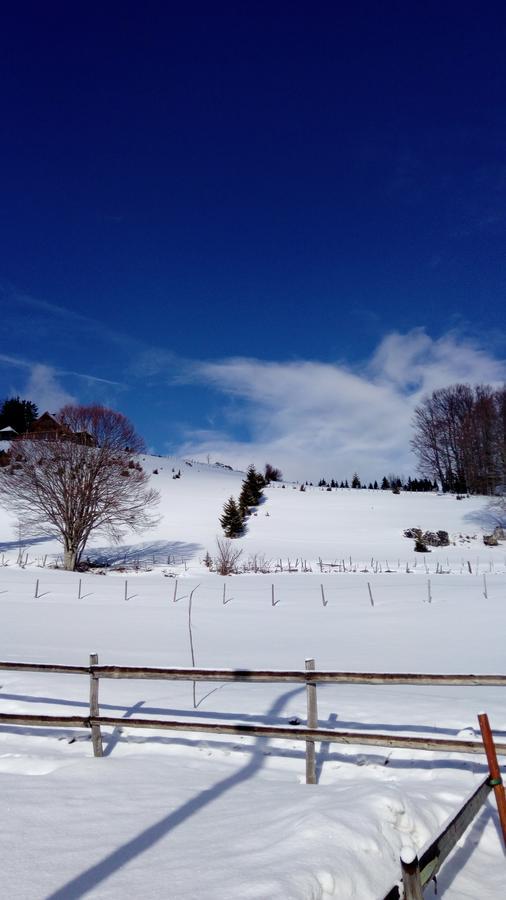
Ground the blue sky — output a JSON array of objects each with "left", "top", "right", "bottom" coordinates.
[{"left": 1, "top": 3, "right": 505, "bottom": 479}]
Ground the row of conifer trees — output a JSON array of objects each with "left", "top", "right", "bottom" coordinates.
[{"left": 220, "top": 465, "right": 271, "bottom": 538}]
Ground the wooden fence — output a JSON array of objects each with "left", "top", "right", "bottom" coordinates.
[{"left": 1, "top": 658, "right": 505, "bottom": 897}]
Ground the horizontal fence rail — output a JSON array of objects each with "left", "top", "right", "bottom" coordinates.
[
  {"left": 1, "top": 661, "right": 506, "bottom": 686},
  {"left": 1, "top": 713, "right": 506, "bottom": 757}
]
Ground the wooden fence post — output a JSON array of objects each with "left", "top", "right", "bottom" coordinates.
[
  {"left": 478, "top": 712, "right": 506, "bottom": 847},
  {"left": 400, "top": 848, "right": 423, "bottom": 900},
  {"left": 305, "top": 658, "right": 318, "bottom": 784},
  {"left": 89, "top": 653, "right": 103, "bottom": 757}
]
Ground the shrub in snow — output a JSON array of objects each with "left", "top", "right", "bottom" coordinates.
[
  {"left": 264, "top": 462, "right": 282, "bottom": 483},
  {"left": 214, "top": 538, "right": 242, "bottom": 575}
]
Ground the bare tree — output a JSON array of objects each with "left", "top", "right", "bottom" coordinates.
[
  {"left": 0, "top": 405, "right": 160, "bottom": 570},
  {"left": 411, "top": 384, "right": 506, "bottom": 494},
  {"left": 214, "top": 538, "right": 243, "bottom": 575}
]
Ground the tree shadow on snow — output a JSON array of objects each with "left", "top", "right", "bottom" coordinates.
[
  {"left": 44, "top": 686, "right": 305, "bottom": 900},
  {"left": 463, "top": 504, "right": 506, "bottom": 531},
  {"left": 84, "top": 539, "right": 201, "bottom": 567},
  {"left": 0, "top": 534, "right": 52, "bottom": 552}
]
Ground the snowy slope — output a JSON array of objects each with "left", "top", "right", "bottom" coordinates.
[
  {"left": 0, "top": 452, "right": 502, "bottom": 571},
  {"left": 1, "top": 456, "right": 506, "bottom": 899}
]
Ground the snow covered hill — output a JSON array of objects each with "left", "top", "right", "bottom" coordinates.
[
  {"left": 1, "top": 456, "right": 505, "bottom": 899},
  {"left": 1, "top": 452, "right": 503, "bottom": 572}
]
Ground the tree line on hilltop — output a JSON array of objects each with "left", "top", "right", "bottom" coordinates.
[{"left": 314, "top": 475, "right": 436, "bottom": 492}]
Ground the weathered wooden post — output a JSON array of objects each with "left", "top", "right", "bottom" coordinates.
[
  {"left": 305, "top": 657, "right": 318, "bottom": 784},
  {"left": 478, "top": 712, "right": 506, "bottom": 847},
  {"left": 400, "top": 847, "right": 423, "bottom": 900},
  {"left": 89, "top": 652, "right": 103, "bottom": 757}
]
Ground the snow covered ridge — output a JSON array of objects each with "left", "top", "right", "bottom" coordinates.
[{"left": 1, "top": 456, "right": 506, "bottom": 898}]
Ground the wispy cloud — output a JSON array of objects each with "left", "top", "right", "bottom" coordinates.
[
  {"left": 176, "top": 329, "right": 506, "bottom": 480},
  {"left": 0, "top": 352, "right": 125, "bottom": 388},
  {"left": 23, "top": 364, "right": 76, "bottom": 412}
]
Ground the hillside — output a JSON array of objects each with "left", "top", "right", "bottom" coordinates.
[
  {"left": 1, "top": 457, "right": 505, "bottom": 899},
  {"left": 0, "top": 453, "right": 502, "bottom": 572}
]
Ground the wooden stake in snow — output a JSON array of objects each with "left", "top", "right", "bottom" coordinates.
[
  {"left": 400, "top": 848, "right": 423, "bottom": 900},
  {"left": 188, "top": 585, "right": 200, "bottom": 709},
  {"left": 367, "top": 582, "right": 374, "bottom": 607},
  {"left": 78, "top": 578, "right": 82, "bottom": 600},
  {"left": 34, "top": 579, "right": 39, "bottom": 599},
  {"left": 173, "top": 579, "right": 178, "bottom": 602},
  {"left": 320, "top": 584, "right": 327, "bottom": 607},
  {"left": 89, "top": 652, "right": 103, "bottom": 757},
  {"left": 477, "top": 712, "right": 506, "bottom": 848},
  {"left": 483, "top": 574, "right": 488, "bottom": 599},
  {"left": 427, "top": 579, "right": 432, "bottom": 603},
  {"left": 305, "top": 658, "right": 318, "bottom": 784},
  {"left": 124, "top": 580, "right": 128, "bottom": 601}
]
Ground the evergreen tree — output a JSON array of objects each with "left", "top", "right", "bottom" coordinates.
[
  {"left": 0, "top": 396, "right": 38, "bottom": 434},
  {"left": 351, "top": 473, "right": 361, "bottom": 488},
  {"left": 373, "top": 480, "right": 378, "bottom": 490},
  {"left": 239, "top": 465, "right": 264, "bottom": 514},
  {"left": 220, "top": 497, "right": 244, "bottom": 538},
  {"left": 381, "top": 476, "right": 390, "bottom": 490}
]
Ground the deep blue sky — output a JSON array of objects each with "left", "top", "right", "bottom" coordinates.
[{"left": 1, "top": 2, "right": 505, "bottom": 477}]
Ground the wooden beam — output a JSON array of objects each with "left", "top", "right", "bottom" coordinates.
[
  {"left": 89, "top": 653, "right": 103, "bottom": 758},
  {"left": 90, "top": 666, "right": 506, "bottom": 686},
  {"left": 478, "top": 713, "right": 506, "bottom": 848},
  {"left": 0, "top": 661, "right": 89, "bottom": 675},
  {"left": 2, "top": 659, "right": 506, "bottom": 687},
  {"left": 305, "top": 658, "right": 317, "bottom": 784},
  {"left": 400, "top": 849, "right": 423, "bottom": 900},
  {"left": 418, "top": 776, "right": 491, "bottom": 885},
  {"left": 3, "top": 712, "right": 504, "bottom": 756}
]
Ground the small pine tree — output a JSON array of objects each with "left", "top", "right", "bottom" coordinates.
[
  {"left": 381, "top": 476, "right": 390, "bottom": 490},
  {"left": 351, "top": 473, "right": 361, "bottom": 489},
  {"left": 373, "top": 480, "right": 378, "bottom": 490},
  {"left": 220, "top": 497, "right": 244, "bottom": 538},
  {"left": 239, "top": 465, "right": 264, "bottom": 515}
]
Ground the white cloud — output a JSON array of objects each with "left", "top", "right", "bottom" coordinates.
[
  {"left": 23, "top": 365, "right": 76, "bottom": 413},
  {"left": 176, "top": 329, "right": 506, "bottom": 481}
]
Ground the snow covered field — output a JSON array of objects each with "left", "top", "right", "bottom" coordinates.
[{"left": 1, "top": 458, "right": 506, "bottom": 898}]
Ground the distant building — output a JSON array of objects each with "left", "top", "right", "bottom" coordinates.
[
  {"left": 0, "top": 426, "right": 18, "bottom": 441},
  {"left": 25, "top": 412, "right": 96, "bottom": 446}
]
